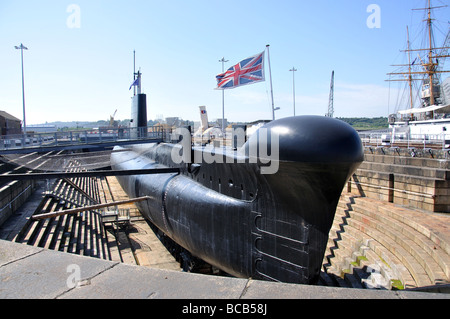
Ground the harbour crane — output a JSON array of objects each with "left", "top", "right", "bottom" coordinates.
[
  {"left": 326, "top": 71, "right": 335, "bottom": 118},
  {"left": 109, "top": 109, "right": 117, "bottom": 127}
]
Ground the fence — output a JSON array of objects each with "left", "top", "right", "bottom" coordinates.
[
  {"left": 0, "top": 126, "right": 169, "bottom": 151},
  {"left": 358, "top": 132, "right": 450, "bottom": 150}
]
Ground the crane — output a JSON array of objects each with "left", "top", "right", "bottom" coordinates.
[
  {"left": 109, "top": 109, "right": 117, "bottom": 127},
  {"left": 326, "top": 71, "right": 335, "bottom": 118}
]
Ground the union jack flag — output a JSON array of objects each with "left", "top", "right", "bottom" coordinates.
[{"left": 216, "top": 51, "right": 265, "bottom": 90}]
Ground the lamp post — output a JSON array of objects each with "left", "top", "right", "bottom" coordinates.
[
  {"left": 289, "top": 67, "right": 297, "bottom": 116},
  {"left": 15, "top": 43, "right": 28, "bottom": 134}
]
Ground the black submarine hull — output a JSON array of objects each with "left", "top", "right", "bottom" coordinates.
[{"left": 111, "top": 116, "right": 364, "bottom": 284}]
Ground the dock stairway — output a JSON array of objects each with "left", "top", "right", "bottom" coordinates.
[
  {"left": 321, "top": 193, "right": 450, "bottom": 291},
  {"left": 10, "top": 160, "right": 114, "bottom": 260}
]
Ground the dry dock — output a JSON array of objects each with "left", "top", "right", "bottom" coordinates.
[{"left": 1, "top": 147, "right": 450, "bottom": 299}]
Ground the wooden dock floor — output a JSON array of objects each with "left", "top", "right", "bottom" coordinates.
[{"left": 105, "top": 176, "right": 180, "bottom": 271}]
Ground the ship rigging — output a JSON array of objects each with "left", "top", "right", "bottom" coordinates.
[
  {"left": 387, "top": 0, "right": 449, "bottom": 117},
  {"left": 386, "top": 0, "right": 450, "bottom": 144}
]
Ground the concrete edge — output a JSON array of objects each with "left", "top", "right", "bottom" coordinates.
[{"left": 1, "top": 240, "right": 448, "bottom": 300}]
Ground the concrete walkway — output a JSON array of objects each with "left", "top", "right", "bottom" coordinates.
[{"left": 0, "top": 240, "right": 448, "bottom": 300}]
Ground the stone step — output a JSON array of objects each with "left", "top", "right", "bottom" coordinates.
[
  {"left": 333, "top": 190, "right": 450, "bottom": 288},
  {"left": 350, "top": 204, "right": 448, "bottom": 285},
  {"left": 326, "top": 199, "right": 395, "bottom": 289},
  {"left": 342, "top": 221, "right": 418, "bottom": 289},
  {"left": 360, "top": 262, "right": 393, "bottom": 289},
  {"left": 341, "top": 193, "right": 424, "bottom": 286},
  {"left": 385, "top": 209, "right": 447, "bottom": 247},
  {"left": 318, "top": 270, "right": 336, "bottom": 286},
  {"left": 343, "top": 270, "right": 365, "bottom": 289},
  {"left": 344, "top": 212, "right": 433, "bottom": 287},
  {"left": 325, "top": 242, "right": 354, "bottom": 273},
  {"left": 351, "top": 197, "right": 450, "bottom": 279},
  {"left": 375, "top": 202, "right": 450, "bottom": 255},
  {"left": 322, "top": 264, "right": 351, "bottom": 288},
  {"left": 328, "top": 204, "right": 414, "bottom": 289}
]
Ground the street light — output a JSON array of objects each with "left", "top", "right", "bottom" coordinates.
[
  {"left": 289, "top": 67, "right": 297, "bottom": 116},
  {"left": 15, "top": 43, "right": 28, "bottom": 134}
]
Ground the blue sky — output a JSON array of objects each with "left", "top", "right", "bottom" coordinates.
[{"left": 0, "top": 0, "right": 449, "bottom": 125}]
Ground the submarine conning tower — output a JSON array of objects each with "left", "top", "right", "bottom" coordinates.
[
  {"left": 130, "top": 70, "right": 147, "bottom": 139},
  {"left": 111, "top": 115, "right": 364, "bottom": 285}
]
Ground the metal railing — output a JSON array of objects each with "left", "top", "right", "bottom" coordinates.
[
  {"left": 0, "top": 126, "right": 170, "bottom": 151},
  {"left": 358, "top": 132, "right": 450, "bottom": 150}
]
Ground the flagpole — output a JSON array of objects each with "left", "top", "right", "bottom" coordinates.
[
  {"left": 219, "top": 57, "right": 228, "bottom": 137},
  {"left": 133, "top": 50, "right": 136, "bottom": 96},
  {"left": 266, "top": 45, "right": 275, "bottom": 121},
  {"left": 289, "top": 67, "right": 297, "bottom": 116}
]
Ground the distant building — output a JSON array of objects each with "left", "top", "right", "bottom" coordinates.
[
  {"left": 0, "top": 111, "right": 22, "bottom": 135},
  {"left": 26, "top": 124, "right": 57, "bottom": 133},
  {"left": 165, "top": 117, "right": 181, "bottom": 127},
  {"left": 215, "top": 118, "right": 228, "bottom": 130}
]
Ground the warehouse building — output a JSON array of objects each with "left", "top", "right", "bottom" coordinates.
[{"left": 0, "top": 111, "right": 22, "bottom": 135}]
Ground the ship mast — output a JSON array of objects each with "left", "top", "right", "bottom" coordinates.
[
  {"left": 417, "top": 0, "right": 439, "bottom": 106},
  {"left": 406, "top": 26, "right": 414, "bottom": 111},
  {"left": 427, "top": 0, "right": 435, "bottom": 106},
  {"left": 387, "top": 0, "right": 450, "bottom": 117}
]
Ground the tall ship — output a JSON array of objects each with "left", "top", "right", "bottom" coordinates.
[
  {"left": 110, "top": 63, "right": 364, "bottom": 285},
  {"left": 387, "top": 0, "right": 450, "bottom": 143}
]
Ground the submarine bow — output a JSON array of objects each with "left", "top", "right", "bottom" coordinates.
[{"left": 111, "top": 115, "right": 364, "bottom": 284}]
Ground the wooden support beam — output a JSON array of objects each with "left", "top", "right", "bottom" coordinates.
[
  {"left": 32, "top": 196, "right": 151, "bottom": 220},
  {"left": 62, "top": 178, "right": 98, "bottom": 204},
  {"left": 0, "top": 167, "right": 180, "bottom": 182}
]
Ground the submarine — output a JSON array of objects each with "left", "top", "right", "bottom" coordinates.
[{"left": 111, "top": 72, "right": 364, "bottom": 284}]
